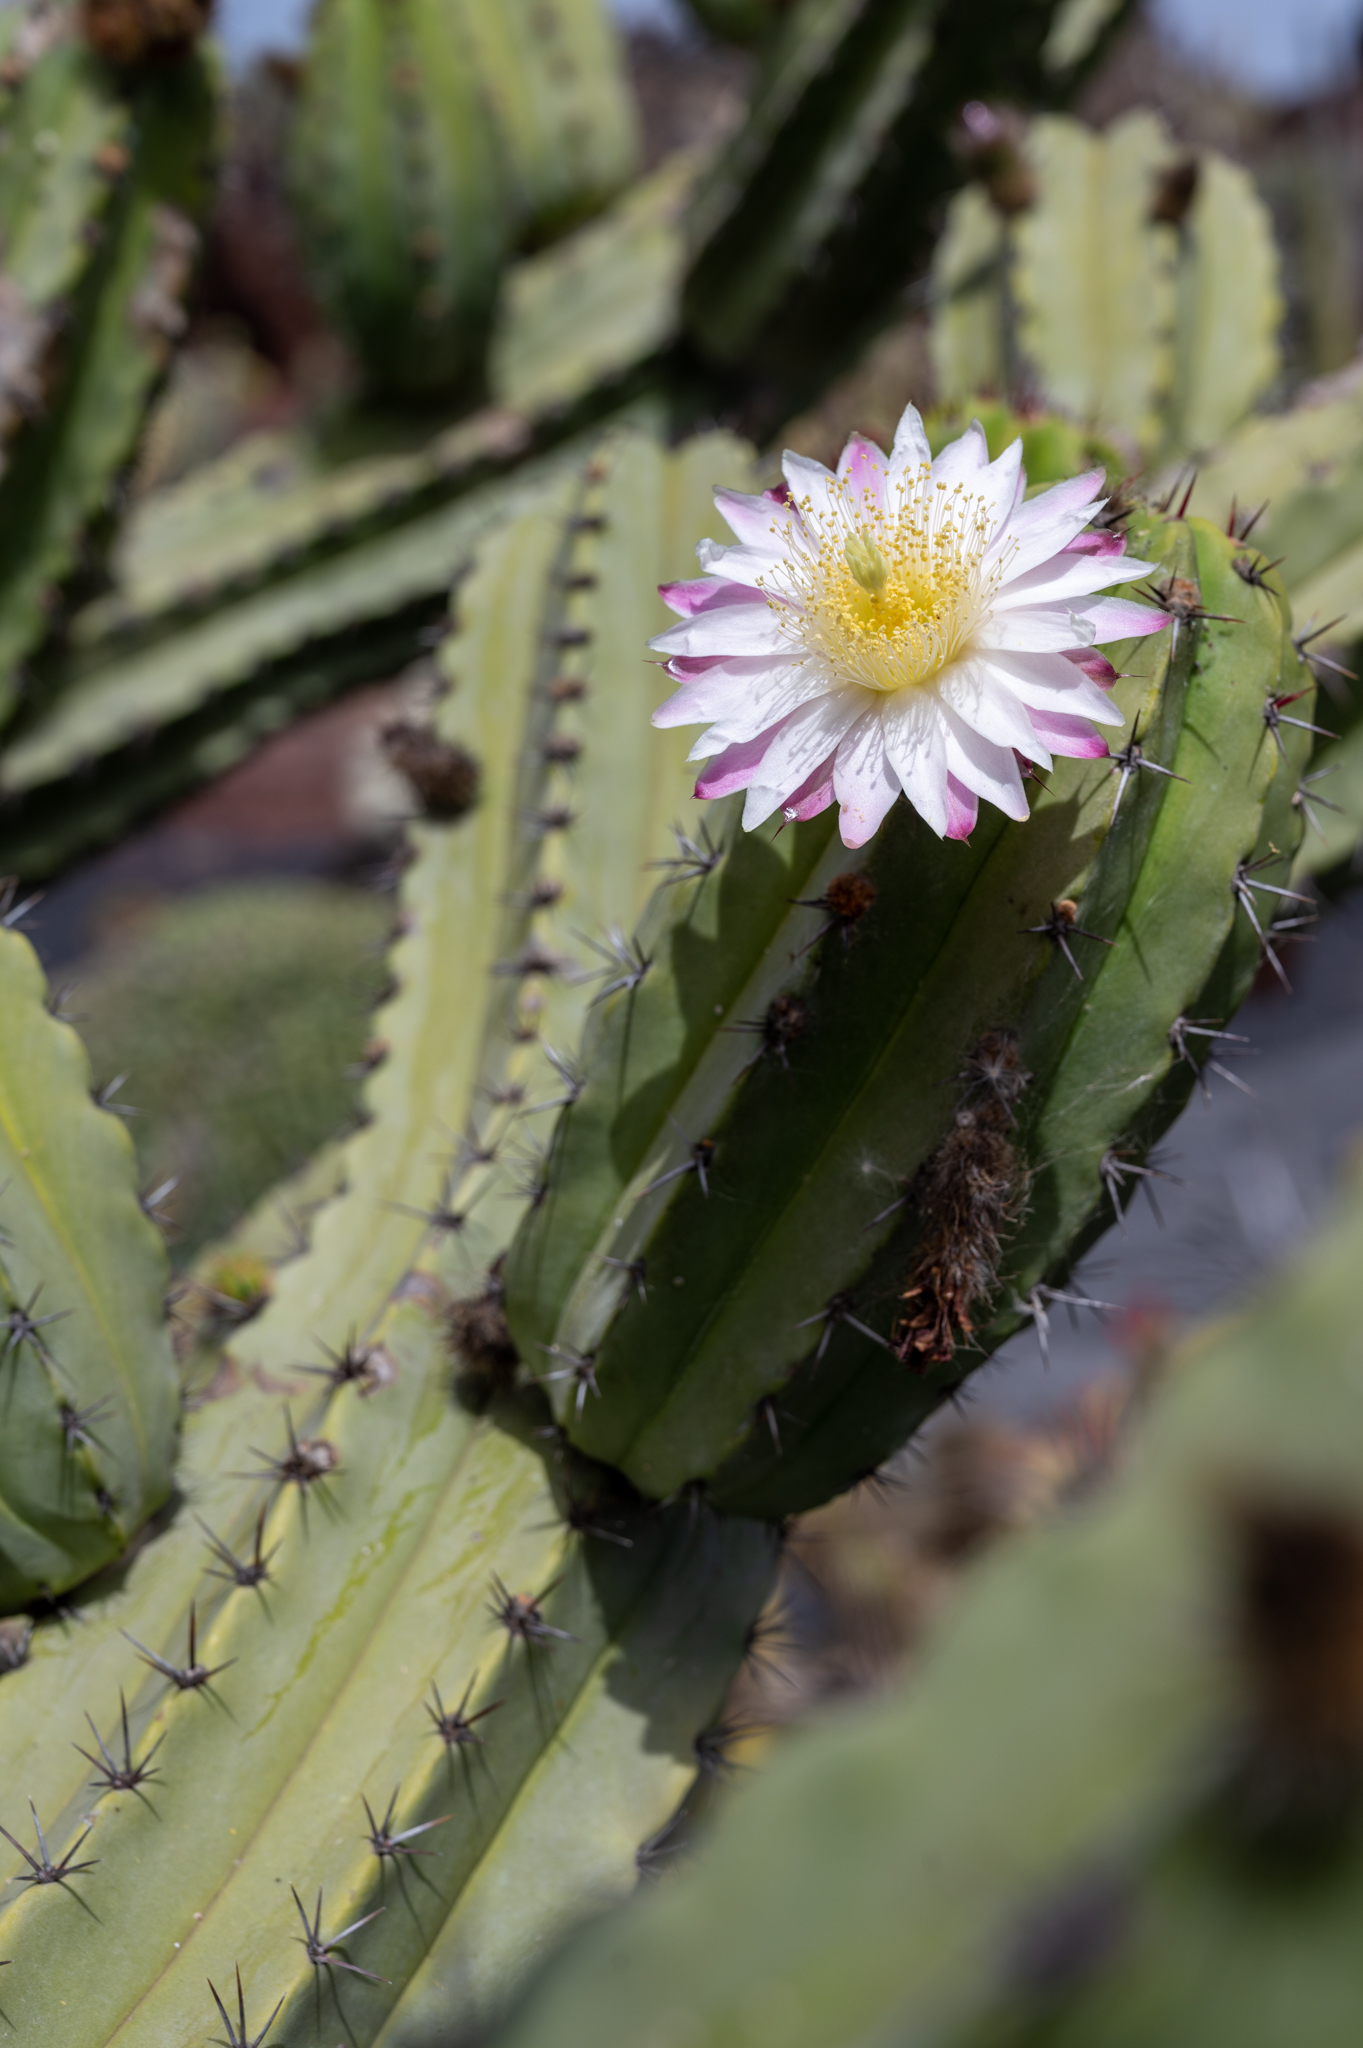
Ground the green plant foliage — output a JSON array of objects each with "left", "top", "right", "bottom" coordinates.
[
  {"left": 0, "top": 429, "right": 780, "bottom": 2039},
  {"left": 0, "top": 2, "right": 217, "bottom": 727},
  {"left": 931, "top": 110, "right": 1283, "bottom": 460},
  {"left": 72, "top": 881, "right": 393, "bottom": 1259},
  {"left": 0, "top": 923, "right": 179, "bottom": 1607},
  {"left": 682, "top": 0, "right": 1134, "bottom": 426},
  {"left": 292, "top": 0, "right": 512, "bottom": 402},
  {"left": 486, "top": 1169, "right": 1363, "bottom": 2048},
  {"left": 504, "top": 510, "right": 1311, "bottom": 1517}
]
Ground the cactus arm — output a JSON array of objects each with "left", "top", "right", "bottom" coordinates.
[
  {"left": 456, "top": 0, "right": 640, "bottom": 242},
  {"left": 1166, "top": 152, "right": 1283, "bottom": 459},
  {"left": 927, "top": 185, "right": 1007, "bottom": 407},
  {"left": 1013, "top": 111, "right": 1177, "bottom": 451},
  {"left": 0, "top": 926, "right": 178, "bottom": 1605},
  {"left": 491, "top": 151, "right": 700, "bottom": 419},
  {"left": 485, "top": 1172, "right": 1363, "bottom": 2048},
  {"left": 505, "top": 509, "right": 1311, "bottom": 1516},
  {"left": 0, "top": 42, "right": 217, "bottom": 726}
]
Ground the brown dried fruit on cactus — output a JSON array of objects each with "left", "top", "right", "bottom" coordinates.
[{"left": 382, "top": 720, "right": 481, "bottom": 819}]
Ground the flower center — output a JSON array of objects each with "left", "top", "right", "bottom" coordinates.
[{"left": 777, "top": 469, "right": 1007, "bottom": 696}]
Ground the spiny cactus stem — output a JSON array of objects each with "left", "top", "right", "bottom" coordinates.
[
  {"left": 1012, "top": 1284, "right": 1115, "bottom": 1366},
  {"left": 76, "top": 1691, "right": 165, "bottom": 1795},
  {"left": 1293, "top": 616, "right": 1357, "bottom": 687},
  {"left": 1107, "top": 719, "right": 1189, "bottom": 824},
  {"left": 792, "top": 1293, "right": 889, "bottom": 1363},
  {"left": 196, "top": 1508, "right": 278, "bottom": 1588},
  {"left": 1099, "top": 1147, "right": 1184, "bottom": 1232},
  {"left": 362, "top": 1788, "right": 451, "bottom": 1861},
  {"left": 1261, "top": 688, "right": 1334, "bottom": 765},
  {"left": 1023, "top": 900, "right": 1113, "bottom": 981},
  {"left": 1168, "top": 1015, "right": 1256, "bottom": 1102},
  {"left": 2, "top": 1287, "right": 69, "bottom": 1363},
  {"left": 240, "top": 1407, "right": 340, "bottom": 1492},
  {"left": 641, "top": 1131, "right": 716, "bottom": 1200},
  {"left": 536, "top": 1343, "right": 601, "bottom": 1418},
  {"left": 59, "top": 1393, "right": 117, "bottom": 1455},
  {"left": 290, "top": 1885, "right": 389, "bottom": 1984},
  {"left": 1294, "top": 766, "right": 1346, "bottom": 838},
  {"left": 296, "top": 1331, "right": 376, "bottom": 1390},
  {"left": 0, "top": 1799, "right": 97, "bottom": 1888},
  {"left": 645, "top": 819, "right": 725, "bottom": 886},
  {"left": 208, "top": 1966, "right": 282, "bottom": 2048},
  {"left": 123, "top": 1603, "right": 234, "bottom": 1692},
  {"left": 489, "top": 1574, "right": 575, "bottom": 1644},
  {"left": 425, "top": 1677, "right": 504, "bottom": 1748},
  {"left": 1231, "top": 858, "right": 1316, "bottom": 991}
]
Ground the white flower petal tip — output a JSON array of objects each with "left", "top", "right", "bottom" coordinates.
[{"left": 650, "top": 405, "right": 1168, "bottom": 848}]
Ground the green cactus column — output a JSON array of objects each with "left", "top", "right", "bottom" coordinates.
[
  {"left": 0, "top": 0, "right": 217, "bottom": 727},
  {"left": 504, "top": 506, "right": 1313, "bottom": 1518}
]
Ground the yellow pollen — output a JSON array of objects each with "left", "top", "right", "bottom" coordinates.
[{"left": 770, "top": 467, "right": 1008, "bottom": 696}]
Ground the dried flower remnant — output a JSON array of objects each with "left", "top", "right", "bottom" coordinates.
[{"left": 650, "top": 403, "right": 1165, "bottom": 848}]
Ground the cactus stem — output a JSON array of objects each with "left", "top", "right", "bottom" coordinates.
[
  {"left": 536, "top": 1344, "right": 601, "bottom": 1419},
  {"left": 793, "top": 1292, "right": 890, "bottom": 1363},
  {"left": 547, "top": 676, "right": 588, "bottom": 704},
  {"left": 207, "top": 1966, "right": 283, "bottom": 2048},
  {"left": 959, "top": 1030, "right": 1031, "bottom": 1123},
  {"left": 1023, "top": 900, "right": 1112, "bottom": 982},
  {"left": 1106, "top": 720, "right": 1190, "bottom": 825},
  {"left": 138, "top": 1174, "right": 180, "bottom": 1229},
  {"left": 124, "top": 1605, "right": 234, "bottom": 1692},
  {"left": 641, "top": 1131, "right": 716, "bottom": 1201},
  {"left": 646, "top": 820, "right": 725, "bottom": 887},
  {"left": 0, "top": 1799, "right": 97, "bottom": 1889},
  {"left": 2, "top": 1288, "right": 70, "bottom": 1365},
  {"left": 742, "top": 1608, "right": 794, "bottom": 1686},
  {"left": 1098, "top": 1147, "right": 1184, "bottom": 1233},
  {"left": 695, "top": 1715, "right": 763, "bottom": 1780},
  {"left": 75, "top": 1691, "right": 165, "bottom": 1795},
  {"left": 58, "top": 1393, "right": 117, "bottom": 1456},
  {"left": 488, "top": 1574, "right": 575, "bottom": 1646},
  {"left": 362, "top": 1788, "right": 451, "bottom": 1862},
  {"left": 424, "top": 1678, "right": 504, "bottom": 1749},
  {"left": 290, "top": 1885, "right": 389, "bottom": 1984},
  {"left": 196, "top": 1508, "right": 279, "bottom": 1589},
  {"left": 522, "top": 1045, "right": 585, "bottom": 1119},
  {"left": 1168, "top": 1015, "right": 1257, "bottom": 1102},
  {"left": 758, "top": 1398, "right": 783, "bottom": 1453},
  {"left": 529, "top": 804, "right": 578, "bottom": 835}
]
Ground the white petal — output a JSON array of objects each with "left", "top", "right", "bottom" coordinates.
[
  {"left": 696, "top": 535, "right": 807, "bottom": 590},
  {"left": 979, "top": 650, "right": 1124, "bottom": 726},
  {"left": 781, "top": 451, "right": 844, "bottom": 537},
  {"left": 650, "top": 601, "right": 797, "bottom": 660},
  {"left": 879, "top": 692, "right": 949, "bottom": 837},
  {"left": 837, "top": 434, "right": 891, "bottom": 511},
  {"left": 652, "top": 656, "right": 807, "bottom": 729},
  {"left": 987, "top": 469, "right": 1106, "bottom": 578},
  {"left": 994, "top": 550, "right": 1153, "bottom": 609},
  {"left": 680, "top": 661, "right": 841, "bottom": 749},
  {"left": 975, "top": 606, "right": 1097, "bottom": 653},
  {"left": 742, "top": 695, "right": 865, "bottom": 828},
  {"left": 715, "top": 486, "right": 802, "bottom": 550},
  {"left": 939, "top": 708, "right": 1030, "bottom": 821},
  {"left": 930, "top": 418, "right": 991, "bottom": 491},
  {"left": 938, "top": 659, "right": 1052, "bottom": 766},
  {"left": 833, "top": 715, "right": 902, "bottom": 846},
  {"left": 889, "top": 402, "right": 932, "bottom": 481}
]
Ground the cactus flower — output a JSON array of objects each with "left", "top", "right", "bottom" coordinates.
[{"left": 649, "top": 405, "right": 1167, "bottom": 846}]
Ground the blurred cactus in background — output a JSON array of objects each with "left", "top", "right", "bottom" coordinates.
[{"left": 1, "top": 0, "right": 1363, "bottom": 2038}]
